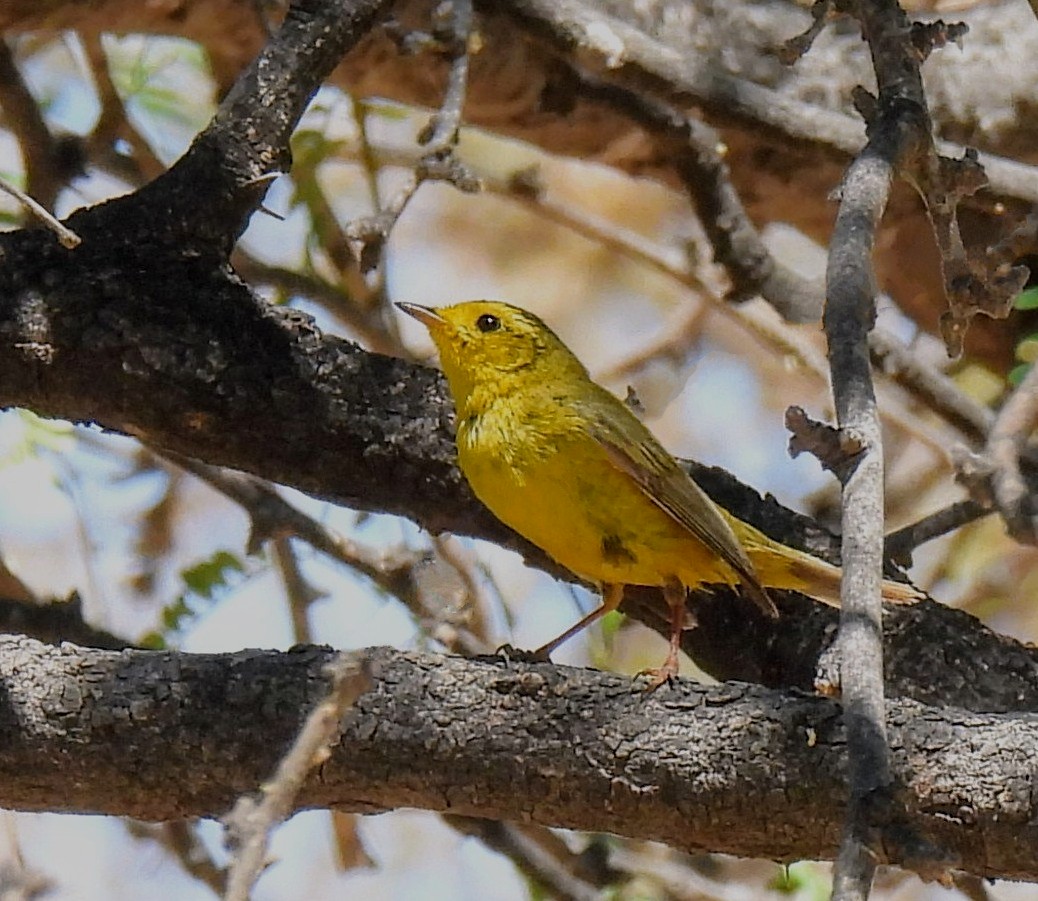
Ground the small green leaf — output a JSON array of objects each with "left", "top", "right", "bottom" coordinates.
[
  {"left": 180, "top": 550, "right": 243, "bottom": 597},
  {"left": 161, "top": 595, "right": 193, "bottom": 631},
  {"left": 138, "top": 631, "right": 168, "bottom": 650},
  {"left": 770, "top": 862, "right": 829, "bottom": 899},
  {"left": 1009, "top": 362, "right": 1031, "bottom": 386},
  {"left": 1016, "top": 336, "right": 1038, "bottom": 363},
  {"left": 1016, "top": 287, "right": 1038, "bottom": 310}
]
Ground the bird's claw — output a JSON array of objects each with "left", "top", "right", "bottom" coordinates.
[
  {"left": 495, "top": 643, "right": 552, "bottom": 665},
  {"left": 636, "top": 662, "right": 679, "bottom": 692}
]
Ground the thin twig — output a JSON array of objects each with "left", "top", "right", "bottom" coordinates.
[
  {"left": 0, "top": 812, "right": 53, "bottom": 901},
  {"left": 222, "top": 652, "right": 370, "bottom": 901},
  {"left": 883, "top": 499, "right": 990, "bottom": 565},
  {"left": 430, "top": 534, "right": 494, "bottom": 645},
  {"left": 418, "top": 0, "right": 474, "bottom": 151},
  {"left": 159, "top": 451, "right": 424, "bottom": 608},
  {"left": 127, "top": 821, "right": 227, "bottom": 896},
  {"left": 608, "top": 845, "right": 763, "bottom": 901},
  {"left": 272, "top": 536, "right": 322, "bottom": 644},
  {"left": 570, "top": 74, "right": 823, "bottom": 324},
  {"left": 0, "top": 178, "right": 80, "bottom": 248},
  {"left": 981, "top": 361, "right": 1038, "bottom": 543},
  {"left": 444, "top": 817, "right": 604, "bottom": 901},
  {"left": 344, "top": 0, "right": 480, "bottom": 271},
  {"left": 868, "top": 328, "right": 992, "bottom": 444},
  {"left": 81, "top": 32, "right": 166, "bottom": 184},
  {"left": 0, "top": 39, "right": 81, "bottom": 211},
  {"left": 231, "top": 252, "right": 400, "bottom": 354}
]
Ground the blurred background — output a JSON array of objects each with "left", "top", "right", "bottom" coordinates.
[{"left": 0, "top": 16, "right": 1034, "bottom": 901}]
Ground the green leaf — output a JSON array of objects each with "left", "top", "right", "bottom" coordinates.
[
  {"left": 1016, "top": 287, "right": 1038, "bottom": 310},
  {"left": 1009, "top": 362, "right": 1031, "bottom": 387},
  {"left": 1015, "top": 336, "right": 1038, "bottom": 363},
  {"left": 160, "top": 595, "right": 193, "bottom": 632},
  {"left": 179, "top": 549, "right": 244, "bottom": 598},
  {"left": 770, "top": 862, "right": 829, "bottom": 899},
  {"left": 137, "top": 631, "right": 168, "bottom": 650}
]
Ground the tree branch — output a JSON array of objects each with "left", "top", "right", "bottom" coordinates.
[{"left": 0, "top": 636, "right": 1034, "bottom": 881}]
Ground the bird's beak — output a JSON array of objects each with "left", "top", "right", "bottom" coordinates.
[{"left": 395, "top": 302, "right": 446, "bottom": 330}]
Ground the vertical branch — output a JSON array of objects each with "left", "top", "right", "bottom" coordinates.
[
  {"left": 825, "top": 142, "right": 892, "bottom": 901},
  {"left": 817, "top": 2, "right": 934, "bottom": 896}
]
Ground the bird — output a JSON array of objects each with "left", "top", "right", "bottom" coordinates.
[{"left": 397, "top": 300, "right": 921, "bottom": 687}]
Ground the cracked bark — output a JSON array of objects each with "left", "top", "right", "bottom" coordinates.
[{"left": 0, "top": 636, "right": 1035, "bottom": 880}]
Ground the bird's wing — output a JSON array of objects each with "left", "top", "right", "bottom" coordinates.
[{"left": 581, "top": 392, "right": 776, "bottom": 616}]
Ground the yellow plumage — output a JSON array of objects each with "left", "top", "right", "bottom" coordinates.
[{"left": 398, "top": 300, "right": 920, "bottom": 685}]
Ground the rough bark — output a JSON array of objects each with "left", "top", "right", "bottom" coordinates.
[{"left": 0, "top": 636, "right": 1035, "bottom": 880}]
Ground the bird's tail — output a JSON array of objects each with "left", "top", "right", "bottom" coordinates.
[{"left": 744, "top": 529, "right": 923, "bottom": 607}]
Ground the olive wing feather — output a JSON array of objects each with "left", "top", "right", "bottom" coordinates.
[{"left": 578, "top": 392, "right": 777, "bottom": 617}]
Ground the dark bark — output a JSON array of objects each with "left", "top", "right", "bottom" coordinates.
[{"left": 0, "top": 636, "right": 1035, "bottom": 880}]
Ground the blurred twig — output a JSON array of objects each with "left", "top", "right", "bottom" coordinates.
[
  {"left": 127, "top": 821, "right": 227, "bottom": 896},
  {"left": 868, "top": 328, "right": 992, "bottom": 444},
  {"left": 344, "top": 0, "right": 480, "bottom": 273},
  {"left": 81, "top": 32, "right": 166, "bottom": 184},
  {"left": 158, "top": 451, "right": 424, "bottom": 607},
  {"left": 231, "top": 252, "right": 400, "bottom": 354},
  {"left": 273, "top": 536, "right": 322, "bottom": 644},
  {"left": 0, "top": 38, "right": 81, "bottom": 211},
  {"left": 975, "top": 361, "right": 1038, "bottom": 543},
  {"left": 884, "top": 499, "right": 990, "bottom": 566},
  {"left": 0, "top": 177, "right": 79, "bottom": 248},
  {"left": 223, "top": 652, "right": 370, "bottom": 901},
  {"left": 444, "top": 817, "right": 606, "bottom": 901},
  {"left": 568, "top": 73, "right": 824, "bottom": 324}
]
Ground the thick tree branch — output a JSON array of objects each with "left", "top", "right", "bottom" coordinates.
[
  {"left": 0, "top": 636, "right": 1034, "bottom": 880},
  {"left": 1, "top": 248, "right": 1037, "bottom": 710}
]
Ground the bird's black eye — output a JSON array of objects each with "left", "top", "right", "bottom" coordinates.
[{"left": 476, "top": 314, "right": 501, "bottom": 333}]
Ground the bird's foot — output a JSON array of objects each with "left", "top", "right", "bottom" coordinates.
[
  {"left": 636, "top": 659, "right": 680, "bottom": 692},
  {"left": 495, "top": 643, "right": 552, "bottom": 665}
]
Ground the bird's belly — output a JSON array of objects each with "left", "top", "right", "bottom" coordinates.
[{"left": 459, "top": 441, "right": 734, "bottom": 588}]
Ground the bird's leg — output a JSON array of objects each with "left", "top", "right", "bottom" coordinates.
[
  {"left": 639, "top": 578, "right": 691, "bottom": 690},
  {"left": 527, "top": 582, "right": 624, "bottom": 661}
]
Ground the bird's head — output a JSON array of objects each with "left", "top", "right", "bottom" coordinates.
[{"left": 396, "top": 300, "right": 587, "bottom": 404}]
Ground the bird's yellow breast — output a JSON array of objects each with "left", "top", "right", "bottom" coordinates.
[{"left": 457, "top": 408, "right": 737, "bottom": 589}]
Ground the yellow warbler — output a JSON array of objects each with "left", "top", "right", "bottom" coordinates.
[{"left": 398, "top": 300, "right": 920, "bottom": 685}]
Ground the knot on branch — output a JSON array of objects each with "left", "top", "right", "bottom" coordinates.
[{"left": 786, "top": 405, "right": 865, "bottom": 482}]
